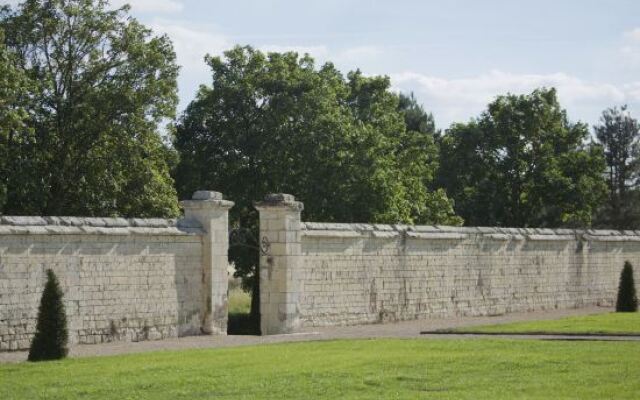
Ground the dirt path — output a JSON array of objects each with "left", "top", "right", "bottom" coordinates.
[{"left": 0, "top": 306, "right": 627, "bottom": 364}]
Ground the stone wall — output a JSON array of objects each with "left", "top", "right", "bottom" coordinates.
[
  {"left": 5, "top": 189, "right": 640, "bottom": 346},
  {"left": 0, "top": 191, "right": 232, "bottom": 351},
  {"left": 257, "top": 194, "right": 640, "bottom": 334}
]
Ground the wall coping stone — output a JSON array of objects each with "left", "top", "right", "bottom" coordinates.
[
  {"left": 527, "top": 234, "right": 575, "bottom": 241},
  {"left": 371, "top": 231, "right": 401, "bottom": 238},
  {"left": 0, "top": 215, "right": 203, "bottom": 235},
  {"left": 406, "top": 231, "right": 468, "bottom": 240},
  {"left": 485, "top": 233, "right": 512, "bottom": 241},
  {"left": 299, "top": 221, "right": 640, "bottom": 242},
  {"left": 302, "top": 230, "right": 364, "bottom": 238},
  {"left": 583, "top": 234, "right": 640, "bottom": 242}
]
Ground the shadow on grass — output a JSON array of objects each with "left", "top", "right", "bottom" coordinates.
[{"left": 227, "top": 313, "right": 260, "bottom": 335}]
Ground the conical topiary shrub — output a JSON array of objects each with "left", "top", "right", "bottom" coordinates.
[
  {"left": 616, "top": 261, "right": 638, "bottom": 312},
  {"left": 28, "top": 269, "right": 68, "bottom": 361}
]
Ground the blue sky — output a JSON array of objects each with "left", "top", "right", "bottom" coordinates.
[{"left": 6, "top": 0, "right": 640, "bottom": 129}]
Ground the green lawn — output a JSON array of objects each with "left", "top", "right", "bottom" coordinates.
[
  {"left": 452, "top": 312, "right": 640, "bottom": 335},
  {"left": 2, "top": 339, "right": 640, "bottom": 399}
]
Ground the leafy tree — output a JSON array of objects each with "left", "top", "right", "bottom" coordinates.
[
  {"left": 28, "top": 269, "right": 68, "bottom": 361},
  {"left": 0, "top": 25, "right": 32, "bottom": 210},
  {"left": 616, "top": 261, "right": 638, "bottom": 312},
  {"left": 438, "top": 88, "right": 607, "bottom": 227},
  {"left": 174, "top": 46, "right": 461, "bottom": 320},
  {"left": 0, "top": 0, "right": 179, "bottom": 217},
  {"left": 344, "top": 71, "right": 460, "bottom": 225},
  {"left": 594, "top": 106, "right": 640, "bottom": 229},
  {"left": 438, "top": 121, "right": 504, "bottom": 225}
]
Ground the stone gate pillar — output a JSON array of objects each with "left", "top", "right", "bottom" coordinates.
[
  {"left": 255, "top": 193, "right": 303, "bottom": 334},
  {"left": 181, "top": 191, "right": 234, "bottom": 335}
]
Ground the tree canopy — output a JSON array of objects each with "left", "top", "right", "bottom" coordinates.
[
  {"left": 0, "top": 26, "right": 31, "bottom": 209},
  {"left": 174, "top": 46, "right": 460, "bottom": 226},
  {"left": 437, "top": 88, "right": 607, "bottom": 227},
  {"left": 0, "top": 1, "right": 633, "bottom": 234},
  {"left": 0, "top": 0, "right": 180, "bottom": 217},
  {"left": 594, "top": 105, "right": 640, "bottom": 229}
]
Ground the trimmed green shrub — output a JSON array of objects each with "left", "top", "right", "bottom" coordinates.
[
  {"left": 616, "top": 261, "right": 638, "bottom": 312},
  {"left": 28, "top": 269, "right": 68, "bottom": 361}
]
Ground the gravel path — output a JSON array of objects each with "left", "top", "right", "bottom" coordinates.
[{"left": 0, "top": 306, "right": 628, "bottom": 364}]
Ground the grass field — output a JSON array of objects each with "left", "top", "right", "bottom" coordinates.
[
  {"left": 452, "top": 312, "right": 640, "bottom": 335},
  {"left": 2, "top": 338, "right": 639, "bottom": 399}
]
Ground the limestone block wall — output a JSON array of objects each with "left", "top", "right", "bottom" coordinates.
[
  {"left": 257, "top": 194, "right": 640, "bottom": 334},
  {"left": 0, "top": 191, "right": 233, "bottom": 351}
]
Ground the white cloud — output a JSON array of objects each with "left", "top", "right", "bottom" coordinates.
[
  {"left": 337, "top": 45, "right": 382, "bottom": 61},
  {"left": 148, "top": 20, "right": 231, "bottom": 108},
  {"left": 134, "top": 17, "right": 640, "bottom": 128},
  {"left": 621, "top": 45, "right": 640, "bottom": 66},
  {"left": 391, "top": 70, "right": 640, "bottom": 127},
  {"left": 111, "top": 0, "right": 183, "bottom": 14},
  {"left": 150, "top": 20, "right": 229, "bottom": 72},
  {"left": 623, "top": 28, "right": 640, "bottom": 42},
  {"left": 328, "top": 45, "right": 384, "bottom": 71},
  {"left": 620, "top": 28, "right": 640, "bottom": 66},
  {"left": 259, "top": 45, "right": 329, "bottom": 58},
  {"left": 624, "top": 82, "right": 640, "bottom": 101},
  {"left": 257, "top": 44, "right": 385, "bottom": 71},
  {"left": 256, "top": 44, "right": 387, "bottom": 76}
]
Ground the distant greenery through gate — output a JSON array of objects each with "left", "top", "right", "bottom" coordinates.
[
  {"left": 227, "top": 224, "right": 260, "bottom": 335},
  {"left": 227, "top": 277, "right": 255, "bottom": 335}
]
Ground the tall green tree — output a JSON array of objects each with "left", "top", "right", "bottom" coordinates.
[
  {"left": 438, "top": 88, "right": 607, "bottom": 227},
  {"left": 174, "top": 46, "right": 461, "bottom": 319},
  {"left": 594, "top": 105, "right": 640, "bottom": 229},
  {"left": 0, "top": 0, "right": 179, "bottom": 217},
  {"left": 0, "top": 25, "right": 32, "bottom": 210},
  {"left": 175, "top": 46, "right": 460, "bottom": 226}
]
